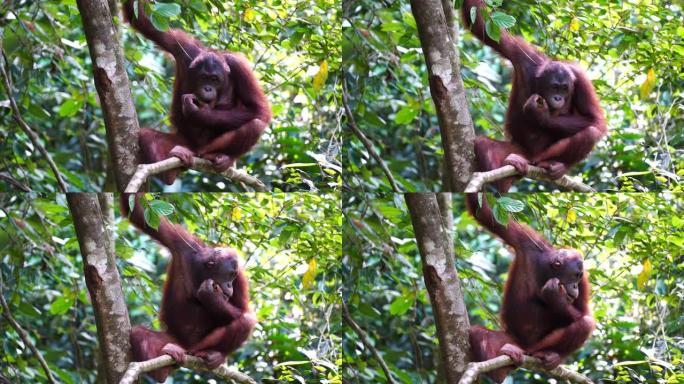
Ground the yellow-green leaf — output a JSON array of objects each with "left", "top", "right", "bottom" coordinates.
[
  {"left": 389, "top": 295, "right": 412, "bottom": 316},
  {"left": 313, "top": 61, "right": 328, "bottom": 92},
  {"left": 244, "top": 8, "right": 255, "bottom": 22},
  {"left": 637, "top": 259, "right": 651, "bottom": 290},
  {"left": 639, "top": 69, "right": 656, "bottom": 99},
  {"left": 569, "top": 18, "right": 580, "bottom": 32},
  {"left": 302, "top": 259, "right": 317, "bottom": 289},
  {"left": 566, "top": 209, "right": 576, "bottom": 223},
  {"left": 232, "top": 207, "right": 242, "bottom": 221}
]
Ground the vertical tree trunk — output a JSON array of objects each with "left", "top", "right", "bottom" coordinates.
[
  {"left": 67, "top": 193, "right": 131, "bottom": 383},
  {"left": 437, "top": 192, "right": 454, "bottom": 259},
  {"left": 410, "top": 0, "right": 476, "bottom": 192},
  {"left": 405, "top": 193, "right": 471, "bottom": 383},
  {"left": 76, "top": 0, "right": 140, "bottom": 191}
]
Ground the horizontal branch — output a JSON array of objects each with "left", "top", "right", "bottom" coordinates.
[
  {"left": 119, "top": 355, "right": 256, "bottom": 384},
  {"left": 458, "top": 355, "right": 594, "bottom": 384},
  {"left": 124, "top": 157, "right": 267, "bottom": 192},
  {"left": 464, "top": 165, "right": 594, "bottom": 193}
]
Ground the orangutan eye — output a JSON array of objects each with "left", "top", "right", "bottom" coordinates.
[
  {"left": 552, "top": 260, "right": 562, "bottom": 268},
  {"left": 206, "top": 260, "right": 216, "bottom": 268}
]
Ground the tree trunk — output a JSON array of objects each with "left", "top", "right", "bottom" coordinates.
[
  {"left": 410, "top": 0, "right": 476, "bottom": 192},
  {"left": 76, "top": 0, "right": 140, "bottom": 191},
  {"left": 405, "top": 193, "right": 471, "bottom": 383},
  {"left": 67, "top": 193, "right": 131, "bottom": 383}
]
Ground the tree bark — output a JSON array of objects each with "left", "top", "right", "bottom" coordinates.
[
  {"left": 76, "top": 0, "right": 140, "bottom": 191},
  {"left": 436, "top": 192, "right": 454, "bottom": 259},
  {"left": 405, "top": 193, "right": 470, "bottom": 383},
  {"left": 67, "top": 193, "right": 131, "bottom": 383},
  {"left": 410, "top": 0, "right": 476, "bottom": 192}
]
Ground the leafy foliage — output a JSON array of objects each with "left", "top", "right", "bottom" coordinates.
[
  {"left": 0, "top": 0, "right": 341, "bottom": 192},
  {"left": 343, "top": 193, "right": 684, "bottom": 383},
  {"left": 464, "top": 193, "right": 684, "bottom": 383},
  {"left": 344, "top": 0, "right": 684, "bottom": 192},
  {"left": 343, "top": 193, "right": 438, "bottom": 383},
  {"left": 0, "top": 193, "right": 341, "bottom": 383}
]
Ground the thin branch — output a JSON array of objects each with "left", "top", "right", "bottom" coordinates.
[
  {"left": 119, "top": 355, "right": 256, "bottom": 384},
  {"left": 459, "top": 355, "right": 594, "bottom": 384},
  {"left": 0, "top": 49, "right": 68, "bottom": 193},
  {"left": 341, "top": 300, "right": 398, "bottom": 384},
  {"left": 0, "top": 172, "right": 30, "bottom": 192},
  {"left": 0, "top": 275, "right": 57, "bottom": 384},
  {"left": 341, "top": 76, "right": 401, "bottom": 193},
  {"left": 464, "top": 165, "right": 594, "bottom": 192},
  {"left": 124, "top": 157, "right": 267, "bottom": 192}
]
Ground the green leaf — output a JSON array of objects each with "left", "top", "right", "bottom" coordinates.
[
  {"left": 127, "top": 195, "right": 135, "bottom": 216},
  {"left": 389, "top": 295, "right": 412, "bottom": 315},
  {"left": 362, "top": 112, "right": 386, "bottom": 126},
  {"left": 491, "top": 11, "right": 516, "bottom": 29},
  {"left": 492, "top": 203, "right": 509, "bottom": 226},
  {"left": 144, "top": 207, "right": 160, "bottom": 230},
  {"left": 49, "top": 296, "right": 73, "bottom": 315},
  {"left": 150, "top": 12, "right": 169, "bottom": 31},
  {"left": 188, "top": 0, "right": 207, "bottom": 12},
  {"left": 149, "top": 200, "right": 174, "bottom": 216},
  {"left": 376, "top": 204, "right": 403, "bottom": 222},
  {"left": 497, "top": 197, "right": 524, "bottom": 213},
  {"left": 394, "top": 106, "right": 419, "bottom": 124},
  {"left": 58, "top": 99, "right": 82, "bottom": 117},
  {"left": 485, "top": 20, "right": 502, "bottom": 42},
  {"left": 153, "top": 3, "right": 181, "bottom": 18},
  {"left": 28, "top": 104, "right": 50, "bottom": 119}
]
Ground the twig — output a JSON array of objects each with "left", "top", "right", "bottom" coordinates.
[
  {"left": 124, "top": 157, "right": 267, "bottom": 192},
  {"left": 464, "top": 165, "right": 594, "bottom": 192},
  {"left": 459, "top": 354, "right": 594, "bottom": 384},
  {"left": 0, "top": 275, "right": 58, "bottom": 384},
  {"left": 341, "top": 76, "right": 401, "bottom": 193},
  {"left": 119, "top": 355, "right": 256, "bottom": 384},
  {"left": 341, "top": 300, "right": 398, "bottom": 384},
  {"left": 0, "top": 172, "right": 30, "bottom": 192},
  {"left": 0, "top": 49, "right": 68, "bottom": 193}
]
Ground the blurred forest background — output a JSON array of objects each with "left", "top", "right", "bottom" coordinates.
[
  {"left": 0, "top": 193, "right": 341, "bottom": 383},
  {"left": 0, "top": 0, "right": 341, "bottom": 192},
  {"left": 343, "top": 0, "right": 684, "bottom": 192},
  {"left": 343, "top": 193, "right": 684, "bottom": 383}
]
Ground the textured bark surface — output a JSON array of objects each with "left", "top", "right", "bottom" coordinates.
[
  {"left": 410, "top": 0, "right": 476, "bottom": 192},
  {"left": 405, "top": 193, "right": 471, "bottom": 383},
  {"left": 67, "top": 193, "right": 131, "bottom": 383},
  {"left": 76, "top": 0, "right": 140, "bottom": 191}
]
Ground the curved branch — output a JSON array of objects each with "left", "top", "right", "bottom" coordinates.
[
  {"left": 342, "top": 75, "right": 401, "bottom": 193},
  {"left": 119, "top": 355, "right": 256, "bottom": 384},
  {"left": 341, "top": 301, "right": 398, "bottom": 384},
  {"left": 464, "top": 165, "right": 594, "bottom": 192},
  {"left": 0, "top": 275, "right": 57, "bottom": 384},
  {"left": 0, "top": 49, "right": 68, "bottom": 193},
  {"left": 0, "top": 172, "right": 30, "bottom": 192},
  {"left": 458, "top": 355, "right": 594, "bottom": 384},
  {"left": 124, "top": 157, "right": 267, "bottom": 192}
]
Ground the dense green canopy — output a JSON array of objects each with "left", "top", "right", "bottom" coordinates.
[
  {"left": 344, "top": 0, "right": 684, "bottom": 192},
  {"left": 0, "top": 0, "right": 341, "bottom": 192},
  {"left": 343, "top": 193, "right": 684, "bottom": 383},
  {"left": 0, "top": 193, "right": 341, "bottom": 383}
]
